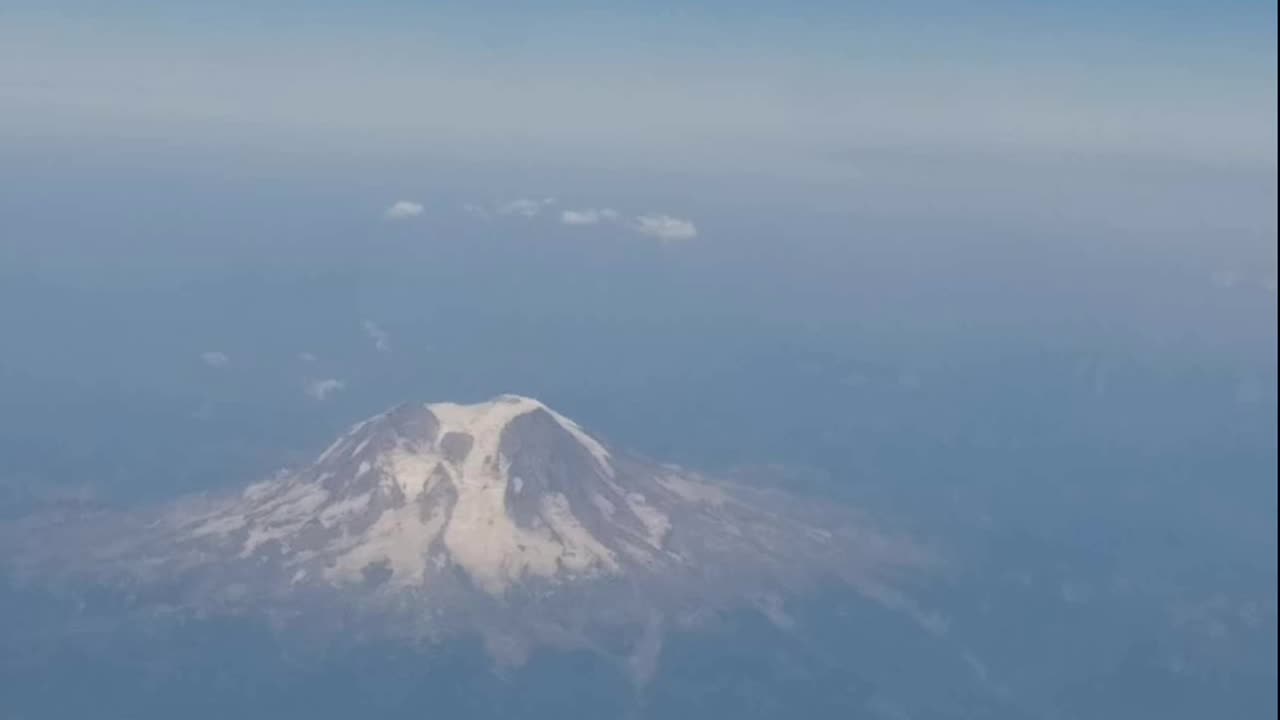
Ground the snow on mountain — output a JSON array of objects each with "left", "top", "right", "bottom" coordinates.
[{"left": 5, "top": 394, "right": 936, "bottom": 669}]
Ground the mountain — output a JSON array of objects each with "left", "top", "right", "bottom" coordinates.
[
  {"left": 13, "top": 395, "right": 1263, "bottom": 719},
  {"left": 4, "top": 394, "right": 934, "bottom": 681}
]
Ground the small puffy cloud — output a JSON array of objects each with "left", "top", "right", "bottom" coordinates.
[
  {"left": 561, "top": 208, "right": 619, "bottom": 226},
  {"left": 634, "top": 213, "right": 698, "bottom": 242},
  {"left": 384, "top": 200, "right": 424, "bottom": 220},
  {"left": 298, "top": 352, "right": 317, "bottom": 363},
  {"left": 306, "top": 378, "right": 346, "bottom": 401},
  {"left": 497, "top": 197, "right": 556, "bottom": 218},
  {"left": 362, "top": 320, "right": 391, "bottom": 353},
  {"left": 200, "top": 351, "right": 230, "bottom": 368}
]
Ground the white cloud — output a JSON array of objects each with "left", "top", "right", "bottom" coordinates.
[
  {"left": 476, "top": 199, "right": 697, "bottom": 242},
  {"left": 560, "top": 208, "right": 619, "bottom": 226},
  {"left": 362, "top": 320, "right": 391, "bottom": 353},
  {"left": 200, "top": 351, "right": 230, "bottom": 368},
  {"left": 297, "top": 352, "right": 317, "bottom": 363},
  {"left": 497, "top": 197, "right": 556, "bottom": 217},
  {"left": 384, "top": 200, "right": 424, "bottom": 220},
  {"left": 634, "top": 213, "right": 698, "bottom": 242},
  {"left": 306, "top": 378, "right": 346, "bottom": 401}
]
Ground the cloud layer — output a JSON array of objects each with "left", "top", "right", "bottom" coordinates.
[
  {"left": 560, "top": 208, "right": 619, "bottom": 226},
  {"left": 385, "top": 201, "right": 424, "bottom": 220},
  {"left": 362, "top": 320, "right": 391, "bottom": 353},
  {"left": 306, "top": 378, "right": 346, "bottom": 401},
  {"left": 634, "top": 214, "right": 698, "bottom": 242},
  {"left": 461, "top": 198, "right": 699, "bottom": 242},
  {"left": 200, "top": 351, "right": 230, "bottom": 368}
]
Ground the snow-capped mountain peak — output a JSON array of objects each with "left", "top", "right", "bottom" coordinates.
[
  {"left": 174, "top": 395, "right": 732, "bottom": 595},
  {"left": 8, "top": 395, "right": 932, "bottom": 663}
]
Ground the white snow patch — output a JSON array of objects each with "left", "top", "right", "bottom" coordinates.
[
  {"left": 545, "top": 406, "right": 615, "bottom": 477},
  {"left": 592, "top": 493, "right": 617, "bottom": 517},
  {"left": 383, "top": 448, "right": 443, "bottom": 498},
  {"left": 626, "top": 493, "right": 672, "bottom": 549},
  {"left": 254, "top": 483, "right": 329, "bottom": 523},
  {"left": 325, "top": 501, "right": 448, "bottom": 586},
  {"left": 240, "top": 525, "right": 295, "bottom": 558},
  {"left": 242, "top": 480, "right": 278, "bottom": 502},
  {"left": 317, "top": 437, "right": 347, "bottom": 464},
  {"left": 319, "top": 492, "right": 373, "bottom": 526},
  {"left": 656, "top": 474, "right": 727, "bottom": 506},
  {"left": 620, "top": 541, "right": 660, "bottom": 567},
  {"left": 190, "top": 513, "right": 248, "bottom": 538},
  {"left": 540, "top": 494, "right": 619, "bottom": 574}
]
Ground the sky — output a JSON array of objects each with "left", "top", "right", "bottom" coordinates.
[
  {"left": 2, "top": 2, "right": 1276, "bottom": 171},
  {"left": 0, "top": 0, "right": 1275, "bottom": 500},
  {"left": 1, "top": 1, "right": 1275, "bottom": 275}
]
